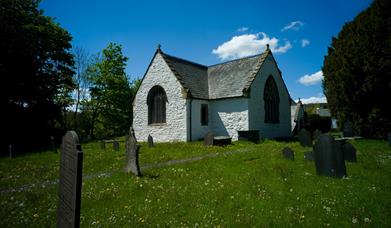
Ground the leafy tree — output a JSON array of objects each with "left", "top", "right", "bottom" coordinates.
[
  {"left": 322, "top": 0, "right": 391, "bottom": 138},
  {"left": 0, "top": 0, "right": 75, "bottom": 153},
  {"left": 88, "top": 43, "right": 132, "bottom": 138}
]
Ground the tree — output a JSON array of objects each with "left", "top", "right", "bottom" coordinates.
[
  {"left": 0, "top": 0, "right": 75, "bottom": 153},
  {"left": 72, "top": 46, "right": 90, "bottom": 128},
  {"left": 322, "top": 0, "right": 391, "bottom": 138},
  {"left": 88, "top": 43, "right": 132, "bottom": 139}
]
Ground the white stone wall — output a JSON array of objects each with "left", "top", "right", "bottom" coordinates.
[
  {"left": 210, "top": 98, "right": 249, "bottom": 140},
  {"left": 248, "top": 54, "right": 292, "bottom": 138},
  {"left": 133, "top": 53, "right": 187, "bottom": 142},
  {"left": 188, "top": 99, "right": 210, "bottom": 141}
]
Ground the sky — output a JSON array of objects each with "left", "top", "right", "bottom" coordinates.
[{"left": 41, "top": 0, "right": 372, "bottom": 104}]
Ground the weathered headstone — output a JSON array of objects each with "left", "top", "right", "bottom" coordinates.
[
  {"left": 387, "top": 132, "right": 391, "bottom": 147},
  {"left": 113, "top": 140, "right": 120, "bottom": 151},
  {"left": 299, "top": 128, "right": 312, "bottom": 147},
  {"left": 281, "top": 147, "right": 294, "bottom": 160},
  {"left": 304, "top": 151, "right": 314, "bottom": 161},
  {"left": 313, "top": 129, "right": 322, "bottom": 140},
  {"left": 342, "top": 121, "right": 354, "bottom": 137},
  {"left": 125, "top": 127, "right": 141, "bottom": 176},
  {"left": 204, "top": 131, "right": 214, "bottom": 146},
  {"left": 342, "top": 142, "right": 357, "bottom": 162},
  {"left": 100, "top": 140, "right": 106, "bottom": 150},
  {"left": 313, "top": 134, "right": 346, "bottom": 178},
  {"left": 57, "top": 131, "right": 83, "bottom": 228},
  {"left": 9, "top": 145, "right": 13, "bottom": 158},
  {"left": 148, "top": 135, "right": 154, "bottom": 147},
  {"left": 51, "top": 136, "right": 57, "bottom": 153}
]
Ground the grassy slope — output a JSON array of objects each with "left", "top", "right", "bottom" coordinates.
[{"left": 1, "top": 139, "right": 390, "bottom": 227}]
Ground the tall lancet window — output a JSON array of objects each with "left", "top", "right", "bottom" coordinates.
[
  {"left": 264, "top": 76, "right": 280, "bottom": 123},
  {"left": 147, "top": 86, "right": 167, "bottom": 124}
]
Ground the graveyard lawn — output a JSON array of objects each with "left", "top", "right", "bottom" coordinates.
[{"left": 1, "top": 139, "right": 391, "bottom": 227}]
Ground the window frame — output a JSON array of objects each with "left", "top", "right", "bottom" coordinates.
[
  {"left": 264, "top": 76, "right": 280, "bottom": 123},
  {"left": 201, "top": 104, "right": 208, "bottom": 126},
  {"left": 147, "top": 85, "right": 167, "bottom": 125}
]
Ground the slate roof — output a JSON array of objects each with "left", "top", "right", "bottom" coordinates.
[{"left": 158, "top": 47, "right": 271, "bottom": 100}]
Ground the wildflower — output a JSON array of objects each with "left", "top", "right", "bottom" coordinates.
[
  {"left": 33, "top": 213, "right": 39, "bottom": 218},
  {"left": 352, "top": 217, "right": 358, "bottom": 223},
  {"left": 364, "top": 217, "right": 371, "bottom": 223}
]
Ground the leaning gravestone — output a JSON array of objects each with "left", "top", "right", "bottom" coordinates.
[
  {"left": 299, "top": 129, "right": 312, "bottom": 147},
  {"left": 304, "top": 151, "right": 314, "bottom": 161},
  {"left": 147, "top": 135, "right": 154, "bottom": 147},
  {"left": 125, "top": 127, "right": 141, "bottom": 176},
  {"left": 342, "top": 121, "right": 354, "bottom": 137},
  {"left": 342, "top": 142, "right": 357, "bottom": 162},
  {"left": 204, "top": 131, "right": 214, "bottom": 146},
  {"left": 313, "top": 129, "right": 322, "bottom": 140},
  {"left": 387, "top": 132, "right": 391, "bottom": 147},
  {"left": 57, "top": 131, "right": 83, "bottom": 228},
  {"left": 281, "top": 147, "right": 294, "bottom": 160},
  {"left": 313, "top": 134, "right": 346, "bottom": 178},
  {"left": 113, "top": 140, "right": 120, "bottom": 151}
]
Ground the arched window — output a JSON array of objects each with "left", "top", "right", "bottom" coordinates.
[
  {"left": 147, "top": 86, "right": 167, "bottom": 124},
  {"left": 264, "top": 76, "right": 280, "bottom": 123}
]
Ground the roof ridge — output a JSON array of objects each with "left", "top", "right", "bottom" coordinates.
[
  {"left": 161, "top": 52, "right": 208, "bottom": 69},
  {"left": 207, "top": 53, "right": 264, "bottom": 68}
]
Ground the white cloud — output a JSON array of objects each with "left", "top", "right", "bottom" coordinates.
[
  {"left": 301, "top": 39, "right": 310, "bottom": 47},
  {"left": 212, "top": 33, "right": 292, "bottom": 60},
  {"left": 298, "top": 70, "right": 323, "bottom": 86},
  {"left": 295, "top": 96, "right": 327, "bottom": 104},
  {"left": 281, "top": 21, "right": 304, "bottom": 32},
  {"left": 237, "top": 27, "right": 249, "bottom": 32}
]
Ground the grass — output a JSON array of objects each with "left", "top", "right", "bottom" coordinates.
[{"left": 1, "top": 138, "right": 391, "bottom": 227}]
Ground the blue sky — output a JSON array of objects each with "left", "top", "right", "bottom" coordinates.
[{"left": 41, "top": 0, "right": 372, "bottom": 103}]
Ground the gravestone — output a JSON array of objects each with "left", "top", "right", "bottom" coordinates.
[
  {"left": 204, "top": 132, "right": 214, "bottom": 146},
  {"left": 313, "top": 134, "right": 346, "bottom": 178},
  {"left": 342, "top": 121, "right": 354, "bottom": 137},
  {"left": 113, "top": 140, "right": 120, "bottom": 151},
  {"left": 51, "top": 136, "right": 57, "bottom": 153},
  {"left": 125, "top": 127, "right": 141, "bottom": 176},
  {"left": 147, "top": 135, "right": 154, "bottom": 147},
  {"left": 304, "top": 151, "right": 314, "bottom": 161},
  {"left": 9, "top": 145, "right": 13, "bottom": 158},
  {"left": 387, "top": 132, "right": 391, "bottom": 147},
  {"left": 313, "top": 129, "right": 322, "bottom": 140},
  {"left": 57, "top": 131, "right": 83, "bottom": 228},
  {"left": 100, "top": 140, "right": 106, "bottom": 150},
  {"left": 238, "top": 130, "right": 260, "bottom": 143},
  {"left": 299, "top": 129, "right": 312, "bottom": 147},
  {"left": 342, "top": 142, "right": 357, "bottom": 162},
  {"left": 281, "top": 147, "right": 294, "bottom": 160}
]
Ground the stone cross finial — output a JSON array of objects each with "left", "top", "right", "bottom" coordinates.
[
  {"left": 266, "top": 44, "right": 270, "bottom": 50},
  {"left": 157, "top": 44, "right": 161, "bottom": 51}
]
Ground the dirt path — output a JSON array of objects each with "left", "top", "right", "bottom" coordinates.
[{"left": 0, "top": 147, "right": 252, "bottom": 194}]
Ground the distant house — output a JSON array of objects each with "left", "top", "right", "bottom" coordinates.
[{"left": 132, "top": 45, "right": 292, "bottom": 142}]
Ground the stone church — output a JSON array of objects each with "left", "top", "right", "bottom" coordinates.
[{"left": 132, "top": 45, "right": 292, "bottom": 142}]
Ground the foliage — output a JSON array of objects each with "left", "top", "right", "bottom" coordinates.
[
  {"left": 306, "top": 114, "right": 331, "bottom": 133},
  {"left": 0, "top": 0, "right": 75, "bottom": 154},
  {"left": 87, "top": 43, "right": 133, "bottom": 139},
  {"left": 1, "top": 140, "right": 391, "bottom": 226},
  {"left": 322, "top": 0, "right": 391, "bottom": 138}
]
